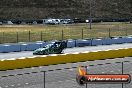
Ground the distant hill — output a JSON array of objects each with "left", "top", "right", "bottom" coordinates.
[{"left": 0, "top": 0, "right": 132, "bottom": 19}]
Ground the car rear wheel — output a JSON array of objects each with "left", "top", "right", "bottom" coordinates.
[{"left": 44, "top": 51, "right": 49, "bottom": 55}]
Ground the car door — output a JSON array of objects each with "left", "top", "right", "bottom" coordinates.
[{"left": 48, "top": 45, "right": 56, "bottom": 54}]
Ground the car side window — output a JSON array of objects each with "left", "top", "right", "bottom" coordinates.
[
  {"left": 56, "top": 44, "right": 59, "bottom": 47},
  {"left": 50, "top": 44, "right": 56, "bottom": 49},
  {"left": 50, "top": 45, "right": 54, "bottom": 48}
]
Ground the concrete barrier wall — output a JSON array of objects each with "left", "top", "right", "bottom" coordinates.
[
  {"left": 67, "top": 39, "right": 76, "bottom": 48},
  {"left": 76, "top": 39, "right": 91, "bottom": 47},
  {"left": 0, "top": 41, "right": 45, "bottom": 53},
  {"left": 0, "top": 48, "right": 132, "bottom": 71},
  {"left": 1, "top": 37, "right": 132, "bottom": 53},
  {"left": 102, "top": 38, "right": 112, "bottom": 45},
  {"left": 91, "top": 39, "right": 103, "bottom": 46},
  {"left": 0, "top": 44, "right": 21, "bottom": 53},
  {"left": 126, "top": 37, "right": 132, "bottom": 43}
]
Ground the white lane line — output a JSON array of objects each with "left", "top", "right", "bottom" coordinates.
[
  {"left": 25, "top": 83, "right": 29, "bottom": 85},
  {"left": 73, "top": 63, "right": 77, "bottom": 64},
  {"left": 65, "top": 80, "right": 70, "bottom": 82},
  {"left": 118, "top": 70, "right": 121, "bottom": 71},
  {"left": 58, "top": 81, "right": 63, "bottom": 83},
  {"left": 5, "top": 86, "right": 8, "bottom": 88},
  {"left": 69, "top": 69, "right": 73, "bottom": 71},
  {"left": 17, "top": 84, "right": 21, "bottom": 86},
  {"left": 71, "top": 79, "right": 75, "bottom": 81},
  {"left": 83, "top": 62, "right": 87, "bottom": 63},
  {"left": 112, "top": 59, "right": 116, "bottom": 60},
  {"left": 102, "top": 72, "right": 105, "bottom": 73},
  {"left": 11, "top": 85, "right": 15, "bottom": 87},
  {"left": 31, "top": 67, "right": 35, "bottom": 69},
  {"left": 110, "top": 71, "right": 114, "bottom": 72},
  {"left": 129, "top": 71, "right": 132, "bottom": 73},
  {"left": 39, "top": 66, "right": 43, "bottom": 68}
]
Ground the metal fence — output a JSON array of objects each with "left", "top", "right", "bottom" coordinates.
[
  {"left": 0, "top": 59, "right": 131, "bottom": 88},
  {"left": 0, "top": 28, "right": 131, "bottom": 44}
]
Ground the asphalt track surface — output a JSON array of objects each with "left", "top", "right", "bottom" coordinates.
[
  {"left": 0, "top": 43, "right": 132, "bottom": 59},
  {"left": 0, "top": 57, "right": 132, "bottom": 88}
]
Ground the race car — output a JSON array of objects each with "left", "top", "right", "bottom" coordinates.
[{"left": 33, "top": 41, "right": 67, "bottom": 55}]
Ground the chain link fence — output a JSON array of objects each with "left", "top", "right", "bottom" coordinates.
[{"left": 0, "top": 27, "right": 131, "bottom": 44}]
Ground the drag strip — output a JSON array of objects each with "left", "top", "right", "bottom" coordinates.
[
  {"left": 0, "top": 43, "right": 132, "bottom": 59},
  {"left": 0, "top": 51, "right": 33, "bottom": 60}
]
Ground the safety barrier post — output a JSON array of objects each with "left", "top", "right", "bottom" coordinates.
[
  {"left": 108, "top": 28, "right": 111, "bottom": 38},
  {"left": 29, "top": 31, "right": 31, "bottom": 42},
  {"left": 61, "top": 30, "right": 64, "bottom": 40},
  {"left": 16, "top": 32, "right": 19, "bottom": 43},
  {"left": 2, "top": 32, "right": 4, "bottom": 43},
  {"left": 125, "top": 29, "right": 127, "bottom": 36},
  {"left": 40, "top": 31, "right": 43, "bottom": 41},
  {"left": 82, "top": 29, "right": 84, "bottom": 39}
]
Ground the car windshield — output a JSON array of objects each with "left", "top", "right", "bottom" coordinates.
[{"left": 43, "top": 44, "right": 54, "bottom": 48}]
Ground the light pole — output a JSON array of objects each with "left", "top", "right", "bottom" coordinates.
[{"left": 89, "top": 0, "right": 92, "bottom": 29}]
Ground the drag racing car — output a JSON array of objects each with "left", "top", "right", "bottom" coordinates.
[{"left": 33, "top": 41, "right": 67, "bottom": 55}]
